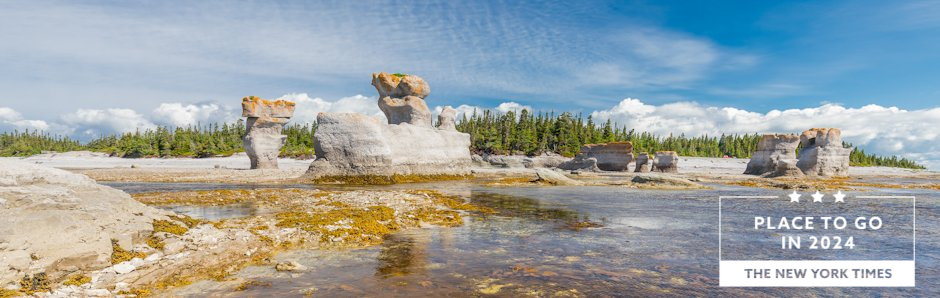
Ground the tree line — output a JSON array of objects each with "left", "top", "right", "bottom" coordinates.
[{"left": 0, "top": 110, "right": 926, "bottom": 170}]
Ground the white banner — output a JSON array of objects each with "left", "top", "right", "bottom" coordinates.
[{"left": 719, "top": 260, "right": 915, "bottom": 287}]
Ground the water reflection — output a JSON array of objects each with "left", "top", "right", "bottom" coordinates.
[
  {"left": 471, "top": 192, "right": 603, "bottom": 231},
  {"left": 156, "top": 203, "right": 256, "bottom": 220},
  {"left": 375, "top": 234, "right": 426, "bottom": 278}
]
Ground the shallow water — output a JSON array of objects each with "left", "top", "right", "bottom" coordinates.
[
  {"left": 155, "top": 203, "right": 257, "bottom": 221},
  {"left": 109, "top": 182, "right": 939, "bottom": 296}
]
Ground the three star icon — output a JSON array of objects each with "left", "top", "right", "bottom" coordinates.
[{"left": 787, "top": 191, "right": 847, "bottom": 203}]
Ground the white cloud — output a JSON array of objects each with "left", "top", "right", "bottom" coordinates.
[
  {"left": 277, "top": 93, "right": 384, "bottom": 125},
  {"left": 591, "top": 98, "right": 940, "bottom": 169},
  {"left": 0, "top": 107, "right": 50, "bottom": 131},
  {"left": 495, "top": 102, "right": 532, "bottom": 114},
  {"left": 61, "top": 108, "right": 156, "bottom": 137},
  {"left": 152, "top": 102, "right": 236, "bottom": 127}
]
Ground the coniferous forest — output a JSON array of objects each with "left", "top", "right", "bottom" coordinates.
[{"left": 0, "top": 110, "right": 926, "bottom": 169}]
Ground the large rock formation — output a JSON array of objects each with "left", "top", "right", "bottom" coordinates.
[
  {"left": 634, "top": 152, "right": 651, "bottom": 173},
  {"left": 558, "top": 142, "right": 633, "bottom": 172},
  {"left": 743, "top": 134, "right": 800, "bottom": 176},
  {"left": 651, "top": 151, "right": 679, "bottom": 173},
  {"left": 796, "top": 128, "right": 851, "bottom": 176},
  {"left": 743, "top": 128, "right": 851, "bottom": 177},
  {"left": 306, "top": 73, "right": 471, "bottom": 180},
  {"left": 374, "top": 73, "right": 433, "bottom": 127},
  {"left": 0, "top": 160, "right": 169, "bottom": 287},
  {"left": 242, "top": 96, "right": 295, "bottom": 169}
]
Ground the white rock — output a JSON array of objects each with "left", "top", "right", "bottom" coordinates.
[
  {"left": 85, "top": 289, "right": 111, "bottom": 297},
  {"left": 0, "top": 159, "right": 169, "bottom": 285},
  {"left": 144, "top": 253, "right": 163, "bottom": 262},
  {"left": 306, "top": 113, "right": 472, "bottom": 178},
  {"left": 113, "top": 263, "right": 136, "bottom": 274},
  {"left": 534, "top": 169, "right": 583, "bottom": 186}
]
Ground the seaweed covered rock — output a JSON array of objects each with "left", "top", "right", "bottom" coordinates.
[
  {"left": 306, "top": 73, "right": 472, "bottom": 181},
  {"left": 634, "top": 152, "right": 651, "bottom": 173},
  {"left": 796, "top": 128, "right": 851, "bottom": 176},
  {"left": 651, "top": 151, "right": 679, "bottom": 173},
  {"left": 0, "top": 160, "right": 169, "bottom": 287},
  {"left": 242, "top": 96, "right": 295, "bottom": 169},
  {"left": 744, "top": 134, "right": 800, "bottom": 176}
]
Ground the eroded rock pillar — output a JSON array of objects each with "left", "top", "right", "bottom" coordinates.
[{"left": 242, "top": 96, "right": 295, "bottom": 169}]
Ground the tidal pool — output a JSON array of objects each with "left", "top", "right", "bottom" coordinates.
[{"left": 109, "top": 182, "right": 939, "bottom": 297}]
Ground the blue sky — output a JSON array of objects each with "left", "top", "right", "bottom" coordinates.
[{"left": 1, "top": 0, "right": 939, "bottom": 168}]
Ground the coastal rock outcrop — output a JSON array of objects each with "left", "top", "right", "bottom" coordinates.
[
  {"left": 478, "top": 153, "right": 570, "bottom": 169},
  {"left": 634, "top": 152, "right": 651, "bottom": 173},
  {"left": 306, "top": 73, "right": 471, "bottom": 181},
  {"left": 743, "top": 134, "right": 800, "bottom": 176},
  {"left": 558, "top": 157, "right": 600, "bottom": 172},
  {"left": 557, "top": 142, "right": 633, "bottom": 172},
  {"left": 581, "top": 142, "right": 634, "bottom": 171},
  {"left": 651, "top": 151, "right": 679, "bottom": 173},
  {"left": 796, "top": 128, "right": 851, "bottom": 176},
  {"left": 0, "top": 160, "right": 169, "bottom": 287},
  {"left": 534, "top": 168, "right": 583, "bottom": 186},
  {"left": 242, "top": 96, "right": 295, "bottom": 169}
]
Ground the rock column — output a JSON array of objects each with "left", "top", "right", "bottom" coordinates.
[
  {"left": 743, "top": 134, "right": 800, "bottom": 176},
  {"left": 796, "top": 128, "right": 851, "bottom": 176},
  {"left": 242, "top": 96, "right": 295, "bottom": 169},
  {"left": 651, "top": 151, "right": 679, "bottom": 173},
  {"left": 373, "top": 72, "right": 434, "bottom": 127},
  {"left": 634, "top": 152, "right": 651, "bottom": 172}
]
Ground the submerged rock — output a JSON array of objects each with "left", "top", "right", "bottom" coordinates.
[
  {"left": 242, "top": 96, "right": 295, "bottom": 169},
  {"left": 651, "top": 151, "right": 679, "bottom": 173},
  {"left": 534, "top": 168, "right": 583, "bottom": 186},
  {"left": 631, "top": 174, "right": 702, "bottom": 188},
  {"left": 275, "top": 261, "right": 308, "bottom": 272},
  {"left": 306, "top": 72, "right": 471, "bottom": 181},
  {"left": 0, "top": 160, "right": 169, "bottom": 287},
  {"left": 797, "top": 128, "right": 851, "bottom": 176},
  {"left": 744, "top": 134, "right": 800, "bottom": 176}
]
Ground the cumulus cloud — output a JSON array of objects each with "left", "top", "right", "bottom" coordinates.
[
  {"left": 591, "top": 98, "right": 940, "bottom": 169},
  {"left": 495, "top": 102, "right": 532, "bottom": 114},
  {"left": 61, "top": 108, "right": 156, "bottom": 137},
  {"left": 0, "top": 107, "right": 50, "bottom": 131},
  {"left": 152, "top": 102, "right": 237, "bottom": 127},
  {"left": 277, "top": 93, "right": 383, "bottom": 125}
]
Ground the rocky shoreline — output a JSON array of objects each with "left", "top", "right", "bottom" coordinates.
[{"left": 1, "top": 150, "right": 936, "bottom": 296}]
